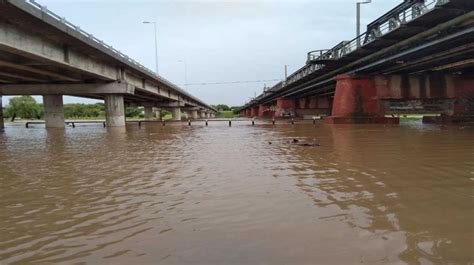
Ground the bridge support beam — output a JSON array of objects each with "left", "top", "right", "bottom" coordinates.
[
  {"left": 325, "top": 74, "right": 474, "bottom": 124},
  {"left": 250, "top": 107, "right": 258, "bottom": 117},
  {"left": 258, "top": 104, "right": 265, "bottom": 117},
  {"left": 246, "top": 109, "right": 251, "bottom": 118},
  {"left": 326, "top": 75, "right": 398, "bottom": 124},
  {"left": 144, "top": 106, "right": 154, "bottom": 120},
  {"left": 422, "top": 74, "right": 474, "bottom": 123},
  {"left": 105, "top": 95, "right": 125, "bottom": 127},
  {"left": 275, "top": 97, "right": 295, "bottom": 117},
  {"left": 0, "top": 96, "right": 4, "bottom": 129},
  {"left": 171, "top": 107, "right": 181, "bottom": 121},
  {"left": 43, "top": 95, "right": 65, "bottom": 128}
]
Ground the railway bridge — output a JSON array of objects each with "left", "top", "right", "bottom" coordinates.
[
  {"left": 241, "top": 0, "right": 474, "bottom": 124},
  {"left": 0, "top": 0, "right": 217, "bottom": 128}
]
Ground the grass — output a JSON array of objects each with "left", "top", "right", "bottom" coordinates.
[{"left": 217, "top": 111, "right": 236, "bottom": 118}]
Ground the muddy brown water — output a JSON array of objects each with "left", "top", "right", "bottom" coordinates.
[{"left": 0, "top": 121, "right": 473, "bottom": 264}]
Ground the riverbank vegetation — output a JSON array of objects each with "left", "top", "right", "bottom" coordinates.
[
  {"left": 2, "top": 96, "right": 241, "bottom": 121},
  {"left": 2, "top": 96, "right": 149, "bottom": 121},
  {"left": 211, "top": 104, "right": 241, "bottom": 118}
]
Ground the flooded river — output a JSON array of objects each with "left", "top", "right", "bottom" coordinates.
[{"left": 0, "top": 121, "right": 473, "bottom": 264}]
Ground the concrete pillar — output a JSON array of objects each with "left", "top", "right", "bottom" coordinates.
[
  {"left": 43, "top": 95, "right": 65, "bottom": 128},
  {"left": 200, "top": 111, "right": 206, "bottom": 119},
  {"left": 171, "top": 107, "right": 181, "bottom": 121},
  {"left": 144, "top": 106, "right": 154, "bottom": 120},
  {"left": 104, "top": 94, "right": 125, "bottom": 127},
  {"left": 191, "top": 110, "right": 198, "bottom": 119},
  {"left": 0, "top": 96, "right": 4, "bottom": 129}
]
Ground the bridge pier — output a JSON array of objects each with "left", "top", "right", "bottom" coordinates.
[
  {"left": 190, "top": 110, "right": 198, "bottom": 119},
  {"left": 104, "top": 95, "right": 126, "bottom": 127},
  {"left": 275, "top": 97, "right": 295, "bottom": 117},
  {"left": 325, "top": 75, "right": 398, "bottom": 124},
  {"left": 171, "top": 107, "right": 181, "bottom": 121},
  {"left": 43, "top": 95, "right": 65, "bottom": 128},
  {"left": 250, "top": 107, "right": 258, "bottom": 117},
  {"left": 144, "top": 106, "right": 154, "bottom": 121}
]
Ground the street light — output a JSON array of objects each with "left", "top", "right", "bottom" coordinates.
[
  {"left": 143, "top": 21, "right": 159, "bottom": 74},
  {"left": 356, "top": 0, "right": 372, "bottom": 47},
  {"left": 178, "top": 60, "right": 188, "bottom": 89}
]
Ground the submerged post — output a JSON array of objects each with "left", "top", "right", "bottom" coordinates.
[
  {"left": 43, "top": 95, "right": 65, "bottom": 128},
  {"left": 0, "top": 96, "right": 4, "bottom": 130}
]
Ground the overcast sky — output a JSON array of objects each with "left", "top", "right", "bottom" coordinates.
[{"left": 2, "top": 0, "right": 401, "bottom": 106}]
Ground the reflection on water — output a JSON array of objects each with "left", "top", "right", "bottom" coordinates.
[{"left": 0, "top": 121, "right": 473, "bottom": 264}]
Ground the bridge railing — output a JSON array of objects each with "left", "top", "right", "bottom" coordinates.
[
  {"left": 306, "top": 49, "right": 331, "bottom": 62},
  {"left": 296, "top": 0, "right": 447, "bottom": 84}
]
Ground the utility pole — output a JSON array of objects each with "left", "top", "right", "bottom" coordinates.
[
  {"left": 143, "top": 21, "right": 159, "bottom": 74},
  {"left": 284, "top": 65, "right": 288, "bottom": 80},
  {"left": 356, "top": 0, "right": 372, "bottom": 48}
]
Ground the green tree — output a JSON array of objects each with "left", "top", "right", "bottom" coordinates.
[
  {"left": 5, "top": 96, "right": 43, "bottom": 120},
  {"left": 231, "top": 106, "right": 242, "bottom": 115},
  {"left": 125, "top": 107, "right": 143, "bottom": 118},
  {"left": 212, "top": 104, "right": 231, "bottom": 111},
  {"left": 64, "top": 103, "right": 105, "bottom": 118}
]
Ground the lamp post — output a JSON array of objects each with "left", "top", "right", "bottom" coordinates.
[
  {"left": 143, "top": 21, "right": 159, "bottom": 74},
  {"left": 356, "top": 0, "right": 372, "bottom": 47},
  {"left": 178, "top": 60, "right": 188, "bottom": 90}
]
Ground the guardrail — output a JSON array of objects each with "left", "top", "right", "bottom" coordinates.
[
  {"left": 26, "top": 0, "right": 164, "bottom": 84},
  {"left": 307, "top": 49, "right": 331, "bottom": 62}
]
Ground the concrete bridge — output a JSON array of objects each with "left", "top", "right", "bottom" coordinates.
[
  {"left": 0, "top": 0, "right": 216, "bottom": 128},
  {"left": 241, "top": 0, "right": 474, "bottom": 124}
]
